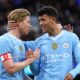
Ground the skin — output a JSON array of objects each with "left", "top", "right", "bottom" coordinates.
[
  {"left": 8, "top": 16, "right": 32, "bottom": 38},
  {"left": 38, "top": 14, "right": 73, "bottom": 80},
  {"left": 3, "top": 15, "right": 40, "bottom": 74},
  {"left": 38, "top": 14, "right": 62, "bottom": 36},
  {"left": 63, "top": 24, "right": 73, "bottom": 32},
  {"left": 8, "top": 14, "right": 73, "bottom": 80}
]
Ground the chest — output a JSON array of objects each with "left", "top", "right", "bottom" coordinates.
[
  {"left": 11, "top": 42, "right": 25, "bottom": 62},
  {"left": 39, "top": 39, "right": 73, "bottom": 64},
  {"left": 40, "top": 39, "right": 72, "bottom": 54}
]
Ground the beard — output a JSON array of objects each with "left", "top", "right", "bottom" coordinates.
[{"left": 46, "top": 27, "right": 54, "bottom": 36}]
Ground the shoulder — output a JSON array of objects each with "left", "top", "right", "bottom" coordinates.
[
  {"left": 64, "top": 30, "right": 78, "bottom": 38},
  {"left": 0, "top": 33, "right": 13, "bottom": 48},
  {"left": 34, "top": 33, "right": 49, "bottom": 48},
  {"left": 35, "top": 33, "right": 48, "bottom": 42},
  {"left": 63, "top": 30, "right": 79, "bottom": 42},
  {"left": 0, "top": 33, "right": 8, "bottom": 43}
]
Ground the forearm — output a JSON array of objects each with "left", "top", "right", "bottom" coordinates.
[
  {"left": 7, "top": 59, "right": 33, "bottom": 73},
  {"left": 6, "top": 48, "right": 40, "bottom": 74}
]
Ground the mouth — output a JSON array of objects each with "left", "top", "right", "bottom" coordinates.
[
  {"left": 28, "top": 27, "right": 32, "bottom": 32},
  {"left": 41, "top": 26, "right": 46, "bottom": 32},
  {"left": 30, "top": 27, "right": 32, "bottom": 31}
]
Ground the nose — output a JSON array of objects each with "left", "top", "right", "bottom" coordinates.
[{"left": 29, "top": 24, "right": 32, "bottom": 30}]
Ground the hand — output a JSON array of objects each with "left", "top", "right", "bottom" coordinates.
[
  {"left": 26, "top": 48, "right": 40, "bottom": 62},
  {"left": 8, "top": 21, "right": 18, "bottom": 30},
  {"left": 26, "top": 48, "right": 34, "bottom": 59},
  {"left": 33, "top": 48, "right": 40, "bottom": 59},
  {"left": 64, "top": 73, "right": 73, "bottom": 80},
  {"left": 63, "top": 24, "right": 73, "bottom": 32}
]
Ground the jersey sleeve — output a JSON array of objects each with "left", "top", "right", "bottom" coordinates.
[
  {"left": 69, "top": 34, "right": 80, "bottom": 78},
  {"left": 23, "top": 40, "right": 41, "bottom": 75},
  {"left": 30, "top": 39, "right": 41, "bottom": 75},
  {"left": 0, "top": 39, "right": 12, "bottom": 62},
  {"left": 23, "top": 41, "right": 35, "bottom": 51}
]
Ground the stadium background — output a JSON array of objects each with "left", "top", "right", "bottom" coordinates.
[{"left": 0, "top": 0, "right": 80, "bottom": 80}]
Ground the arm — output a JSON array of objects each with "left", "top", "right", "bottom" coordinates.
[
  {"left": 65, "top": 34, "right": 80, "bottom": 80},
  {"left": 0, "top": 40, "right": 40, "bottom": 74},
  {"left": 3, "top": 58, "right": 36, "bottom": 73},
  {"left": 69, "top": 36, "right": 80, "bottom": 77},
  {"left": 24, "top": 41, "right": 41, "bottom": 75}
]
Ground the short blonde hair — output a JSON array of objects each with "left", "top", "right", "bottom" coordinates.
[{"left": 8, "top": 8, "right": 30, "bottom": 22}]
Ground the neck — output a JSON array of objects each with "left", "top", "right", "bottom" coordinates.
[
  {"left": 48, "top": 24, "right": 62, "bottom": 36},
  {"left": 8, "top": 29, "right": 20, "bottom": 39}
]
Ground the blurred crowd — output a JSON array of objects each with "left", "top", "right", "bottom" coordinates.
[{"left": 0, "top": 0, "right": 80, "bottom": 39}]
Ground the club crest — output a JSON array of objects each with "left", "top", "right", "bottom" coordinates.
[
  {"left": 19, "top": 46, "right": 23, "bottom": 51},
  {"left": 52, "top": 43, "right": 58, "bottom": 49},
  {"left": 63, "top": 43, "right": 69, "bottom": 48}
]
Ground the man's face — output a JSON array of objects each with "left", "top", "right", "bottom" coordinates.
[
  {"left": 18, "top": 16, "right": 32, "bottom": 35},
  {"left": 38, "top": 14, "right": 56, "bottom": 33}
]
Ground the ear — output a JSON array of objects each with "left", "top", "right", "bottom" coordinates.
[
  {"left": 17, "top": 21, "right": 21, "bottom": 27},
  {"left": 51, "top": 17, "right": 56, "bottom": 21},
  {"left": 50, "top": 17, "right": 56, "bottom": 24}
]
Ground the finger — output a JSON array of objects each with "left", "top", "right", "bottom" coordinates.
[
  {"left": 34, "top": 49, "right": 40, "bottom": 58},
  {"left": 34, "top": 48, "right": 40, "bottom": 54},
  {"left": 68, "top": 24, "right": 71, "bottom": 29},
  {"left": 36, "top": 48, "right": 40, "bottom": 52},
  {"left": 64, "top": 74, "right": 73, "bottom": 80},
  {"left": 8, "top": 20, "right": 17, "bottom": 23},
  {"left": 64, "top": 74, "right": 70, "bottom": 80},
  {"left": 27, "top": 55, "right": 34, "bottom": 58},
  {"left": 27, "top": 51, "right": 33, "bottom": 55},
  {"left": 28, "top": 48, "right": 32, "bottom": 51},
  {"left": 63, "top": 25, "right": 68, "bottom": 30},
  {"left": 26, "top": 53, "right": 34, "bottom": 58},
  {"left": 68, "top": 24, "right": 71, "bottom": 27},
  {"left": 68, "top": 24, "right": 73, "bottom": 30},
  {"left": 27, "top": 48, "right": 33, "bottom": 54}
]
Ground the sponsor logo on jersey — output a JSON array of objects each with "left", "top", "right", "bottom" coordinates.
[
  {"left": 63, "top": 43, "right": 69, "bottom": 48},
  {"left": 42, "top": 53, "right": 70, "bottom": 63},
  {"left": 52, "top": 43, "right": 58, "bottom": 50}
]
